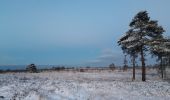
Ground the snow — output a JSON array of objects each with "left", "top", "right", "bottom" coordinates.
[
  {"left": 121, "top": 36, "right": 137, "bottom": 44},
  {"left": 0, "top": 69, "right": 170, "bottom": 100}
]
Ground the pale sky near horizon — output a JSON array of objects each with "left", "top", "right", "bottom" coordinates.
[{"left": 0, "top": 0, "right": 170, "bottom": 66}]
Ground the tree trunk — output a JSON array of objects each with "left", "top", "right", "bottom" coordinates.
[
  {"left": 141, "top": 46, "right": 146, "bottom": 81},
  {"left": 132, "top": 55, "right": 136, "bottom": 81},
  {"left": 160, "top": 56, "right": 163, "bottom": 79}
]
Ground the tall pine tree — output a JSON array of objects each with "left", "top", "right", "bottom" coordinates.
[
  {"left": 149, "top": 37, "right": 170, "bottom": 78},
  {"left": 118, "top": 11, "right": 165, "bottom": 81}
]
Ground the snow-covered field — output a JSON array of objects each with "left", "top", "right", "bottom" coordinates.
[{"left": 0, "top": 69, "right": 170, "bottom": 100}]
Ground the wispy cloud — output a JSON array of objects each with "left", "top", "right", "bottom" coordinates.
[{"left": 86, "top": 48, "right": 122, "bottom": 67}]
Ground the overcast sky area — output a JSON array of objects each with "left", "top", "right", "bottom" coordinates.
[{"left": 0, "top": 0, "right": 170, "bottom": 67}]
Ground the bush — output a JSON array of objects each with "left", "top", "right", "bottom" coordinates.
[
  {"left": 109, "top": 63, "right": 115, "bottom": 71},
  {"left": 26, "top": 64, "right": 37, "bottom": 73},
  {"left": 123, "top": 65, "right": 128, "bottom": 71},
  {"left": 80, "top": 69, "right": 85, "bottom": 72},
  {"left": 0, "top": 70, "right": 4, "bottom": 73}
]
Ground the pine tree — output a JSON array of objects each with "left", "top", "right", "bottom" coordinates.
[
  {"left": 118, "top": 29, "right": 139, "bottom": 80},
  {"left": 149, "top": 37, "right": 170, "bottom": 78},
  {"left": 118, "top": 11, "right": 165, "bottom": 81},
  {"left": 26, "top": 64, "right": 37, "bottom": 73}
]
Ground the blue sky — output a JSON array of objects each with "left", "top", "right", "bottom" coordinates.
[{"left": 0, "top": 0, "right": 170, "bottom": 66}]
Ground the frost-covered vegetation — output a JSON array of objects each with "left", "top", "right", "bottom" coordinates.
[{"left": 0, "top": 69, "right": 170, "bottom": 100}]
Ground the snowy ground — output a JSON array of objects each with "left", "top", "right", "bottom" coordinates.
[{"left": 0, "top": 69, "right": 170, "bottom": 100}]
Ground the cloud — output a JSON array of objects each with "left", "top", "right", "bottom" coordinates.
[{"left": 86, "top": 48, "right": 121, "bottom": 67}]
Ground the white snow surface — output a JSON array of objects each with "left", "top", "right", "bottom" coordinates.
[{"left": 0, "top": 69, "right": 170, "bottom": 100}]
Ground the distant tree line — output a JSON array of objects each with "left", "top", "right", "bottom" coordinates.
[{"left": 52, "top": 66, "right": 66, "bottom": 71}]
